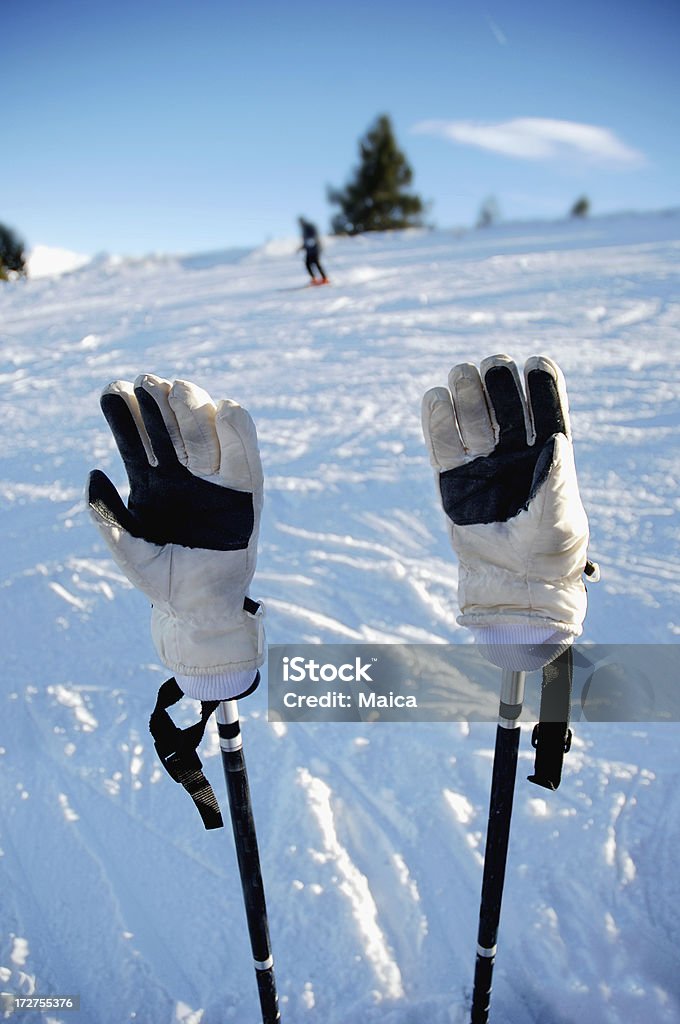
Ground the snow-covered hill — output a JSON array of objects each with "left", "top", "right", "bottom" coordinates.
[{"left": 1, "top": 212, "right": 679, "bottom": 1023}]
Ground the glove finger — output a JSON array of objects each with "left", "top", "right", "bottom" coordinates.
[
  {"left": 448, "top": 362, "right": 496, "bottom": 458},
  {"left": 134, "top": 374, "right": 184, "bottom": 468},
  {"left": 101, "top": 380, "right": 156, "bottom": 470},
  {"left": 134, "top": 374, "right": 188, "bottom": 466},
  {"left": 168, "top": 380, "right": 221, "bottom": 477},
  {"left": 524, "top": 356, "right": 571, "bottom": 443},
  {"left": 215, "top": 399, "right": 264, "bottom": 493},
  {"left": 421, "top": 387, "right": 466, "bottom": 470},
  {"left": 480, "top": 354, "right": 530, "bottom": 450}
]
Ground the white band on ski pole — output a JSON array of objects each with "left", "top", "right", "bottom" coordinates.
[
  {"left": 476, "top": 944, "right": 498, "bottom": 959},
  {"left": 217, "top": 700, "right": 243, "bottom": 752}
]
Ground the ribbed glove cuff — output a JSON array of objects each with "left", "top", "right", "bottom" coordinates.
[
  {"left": 176, "top": 668, "right": 260, "bottom": 701},
  {"left": 469, "top": 623, "right": 575, "bottom": 671}
]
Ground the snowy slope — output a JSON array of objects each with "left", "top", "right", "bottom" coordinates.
[{"left": 1, "top": 212, "right": 679, "bottom": 1024}]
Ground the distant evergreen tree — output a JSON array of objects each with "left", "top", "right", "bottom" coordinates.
[
  {"left": 0, "top": 223, "right": 26, "bottom": 280},
  {"left": 328, "top": 114, "right": 424, "bottom": 235},
  {"left": 476, "top": 196, "right": 500, "bottom": 229},
  {"left": 570, "top": 195, "right": 590, "bottom": 218}
]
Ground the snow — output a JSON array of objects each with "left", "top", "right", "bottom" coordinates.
[
  {"left": 25, "top": 246, "right": 91, "bottom": 280},
  {"left": 1, "top": 211, "right": 680, "bottom": 1023}
]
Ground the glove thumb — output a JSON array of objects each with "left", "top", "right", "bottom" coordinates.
[{"left": 87, "top": 469, "right": 165, "bottom": 598}]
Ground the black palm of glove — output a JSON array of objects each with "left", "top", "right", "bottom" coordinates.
[
  {"left": 88, "top": 380, "right": 254, "bottom": 550},
  {"left": 438, "top": 358, "right": 567, "bottom": 525}
]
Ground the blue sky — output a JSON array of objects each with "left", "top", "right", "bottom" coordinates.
[{"left": 5, "top": 0, "right": 679, "bottom": 257}]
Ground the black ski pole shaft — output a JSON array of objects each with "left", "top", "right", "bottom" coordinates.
[
  {"left": 470, "top": 669, "right": 526, "bottom": 1024},
  {"left": 217, "top": 700, "right": 281, "bottom": 1024}
]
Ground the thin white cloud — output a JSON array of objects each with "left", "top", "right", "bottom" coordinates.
[
  {"left": 413, "top": 117, "right": 645, "bottom": 167},
  {"left": 485, "top": 15, "right": 508, "bottom": 46}
]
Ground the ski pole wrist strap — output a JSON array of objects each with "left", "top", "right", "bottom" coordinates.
[
  {"left": 149, "top": 672, "right": 262, "bottom": 829},
  {"left": 149, "top": 677, "right": 224, "bottom": 829},
  {"left": 528, "top": 646, "right": 573, "bottom": 791}
]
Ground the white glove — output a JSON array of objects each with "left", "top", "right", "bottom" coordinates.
[
  {"left": 87, "top": 373, "right": 265, "bottom": 699},
  {"left": 422, "top": 355, "right": 590, "bottom": 667}
]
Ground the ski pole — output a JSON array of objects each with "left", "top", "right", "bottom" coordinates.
[
  {"left": 217, "top": 699, "right": 281, "bottom": 1023},
  {"left": 469, "top": 669, "right": 526, "bottom": 1024}
]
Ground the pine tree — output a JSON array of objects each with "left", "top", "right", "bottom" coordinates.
[
  {"left": 0, "top": 223, "right": 26, "bottom": 280},
  {"left": 328, "top": 114, "right": 424, "bottom": 235}
]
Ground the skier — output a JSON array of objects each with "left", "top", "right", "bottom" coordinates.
[{"left": 298, "top": 217, "right": 329, "bottom": 284}]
